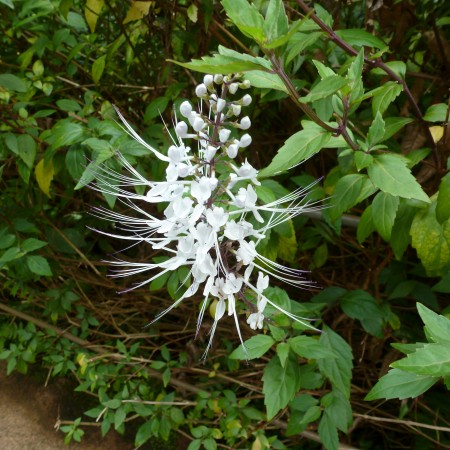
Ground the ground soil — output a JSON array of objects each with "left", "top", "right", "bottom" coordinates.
[{"left": 0, "top": 363, "right": 133, "bottom": 450}]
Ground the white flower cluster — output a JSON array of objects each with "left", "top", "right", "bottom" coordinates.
[{"left": 92, "top": 74, "right": 317, "bottom": 357}]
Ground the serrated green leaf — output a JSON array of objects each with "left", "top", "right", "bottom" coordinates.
[
  {"left": 417, "top": 303, "right": 450, "bottom": 344},
  {"left": 357, "top": 205, "right": 375, "bottom": 243},
  {"left": 299, "top": 75, "right": 349, "bottom": 103},
  {"left": 368, "top": 154, "right": 429, "bottom": 202},
  {"left": 135, "top": 421, "right": 152, "bottom": 447},
  {"left": 49, "top": 121, "right": 86, "bottom": 150},
  {"left": 436, "top": 173, "right": 450, "bottom": 224},
  {"left": 372, "top": 81, "right": 403, "bottom": 115},
  {"left": 411, "top": 197, "right": 450, "bottom": 276},
  {"left": 244, "top": 70, "right": 287, "bottom": 93},
  {"left": 317, "top": 327, "right": 353, "bottom": 396},
  {"left": 26, "top": 255, "right": 52, "bottom": 276},
  {"left": 382, "top": 117, "right": 414, "bottom": 141},
  {"left": 372, "top": 192, "right": 399, "bottom": 241},
  {"left": 263, "top": 0, "right": 288, "bottom": 45},
  {"left": 391, "top": 343, "right": 450, "bottom": 376},
  {"left": 321, "top": 390, "right": 352, "bottom": 432},
  {"left": 318, "top": 413, "right": 339, "bottom": 450},
  {"left": 263, "top": 354, "right": 300, "bottom": 419},
  {"left": 56, "top": 99, "right": 81, "bottom": 112},
  {"left": 222, "top": 0, "right": 265, "bottom": 42},
  {"left": 230, "top": 334, "right": 275, "bottom": 360},
  {"left": 389, "top": 199, "right": 416, "bottom": 259},
  {"left": 354, "top": 151, "right": 373, "bottom": 171},
  {"left": 367, "top": 112, "right": 385, "bottom": 147},
  {"left": 260, "top": 128, "right": 331, "bottom": 177},
  {"left": 286, "top": 32, "right": 322, "bottom": 64},
  {"left": 276, "top": 342, "right": 290, "bottom": 368},
  {"left": 365, "top": 368, "right": 437, "bottom": 400},
  {"left": 289, "top": 335, "right": 335, "bottom": 359},
  {"left": 329, "top": 174, "right": 371, "bottom": 221}
]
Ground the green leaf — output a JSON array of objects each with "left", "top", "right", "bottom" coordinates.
[
  {"left": 317, "top": 327, "right": 353, "bottom": 396},
  {"left": 187, "top": 3, "right": 198, "bottom": 22},
  {"left": 382, "top": 117, "right": 414, "bottom": 141},
  {"left": 367, "top": 112, "right": 385, "bottom": 147},
  {"left": 318, "top": 413, "right": 339, "bottom": 450},
  {"left": 391, "top": 343, "right": 450, "bottom": 376},
  {"left": 92, "top": 55, "right": 106, "bottom": 84},
  {"left": 365, "top": 368, "right": 438, "bottom": 400},
  {"left": 417, "top": 303, "right": 450, "bottom": 344},
  {"left": 357, "top": 205, "right": 375, "bottom": 243},
  {"left": 263, "top": 354, "right": 300, "bottom": 420},
  {"left": 372, "top": 81, "right": 403, "bottom": 115},
  {"left": 123, "top": 1, "right": 152, "bottom": 24},
  {"left": 276, "top": 342, "right": 290, "bottom": 367},
  {"left": 354, "top": 151, "right": 373, "bottom": 171},
  {"left": 390, "top": 199, "right": 417, "bottom": 259},
  {"left": 410, "top": 197, "right": 450, "bottom": 276},
  {"left": 372, "top": 192, "right": 399, "bottom": 241},
  {"left": 49, "top": 121, "right": 86, "bottom": 150},
  {"left": 135, "top": 421, "right": 152, "bottom": 447},
  {"left": 144, "top": 97, "right": 169, "bottom": 121},
  {"left": 0, "top": 74, "right": 28, "bottom": 92},
  {"left": 56, "top": 99, "right": 81, "bottom": 112},
  {"left": 17, "top": 135, "right": 36, "bottom": 169},
  {"left": 289, "top": 335, "right": 335, "bottom": 359},
  {"left": 0, "top": 0, "right": 14, "bottom": 9},
  {"left": 263, "top": 0, "right": 288, "bottom": 45},
  {"left": 229, "top": 334, "right": 275, "bottom": 360},
  {"left": 340, "top": 290, "right": 385, "bottom": 338},
  {"left": 260, "top": 127, "right": 331, "bottom": 177},
  {"left": 367, "top": 154, "right": 429, "bottom": 202},
  {"left": 286, "top": 32, "right": 322, "bottom": 64},
  {"left": 321, "top": 390, "right": 352, "bottom": 433},
  {"left": 299, "top": 75, "right": 349, "bottom": 103},
  {"left": 221, "top": 0, "right": 265, "bottom": 42},
  {"left": 335, "top": 29, "right": 386, "bottom": 48},
  {"left": 329, "top": 174, "right": 375, "bottom": 221},
  {"left": 436, "top": 173, "right": 450, "bottom": 224},
  {"left": 26, "top": 255, "right": 53, "bottom": 276},
  {"left": 244, "top": 70, "right": 287, "bottom": 93},
  {"left": 21, "top": 238, "right": 47, "bottom": 253},
  {"left": 423, "top": 103, "right": 448, "bottom": 123},
  {"left": 65, "top": 146, "right": 86, "bottom": 181},
  {"left": 300, "top": 405, "right": 322, "bottom": 425},
  {"left": 174, "top": 54, "right": 270, "bottom": 75}
]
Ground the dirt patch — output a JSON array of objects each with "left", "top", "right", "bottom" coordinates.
[{"left": 0, "top": 363, "right": 133, "bottom": 450}]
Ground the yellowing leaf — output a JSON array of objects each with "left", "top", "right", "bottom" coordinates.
[
  {"left": 35, "top": 158, "right": 54, "bottom": 197},
  {"left": 85, "top": 0, "right": 104, "bottom": 33},
  {"left": 123, "top": 1, "right": 153, "bottom": 24},
  {"left": 429, "top": 125, "right": 444, "bottom": 143},
  {"left": 187, "top": 4, "right": 198, "bottom": 23}
]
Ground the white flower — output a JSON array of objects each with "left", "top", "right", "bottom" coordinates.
[{"left": 91, "top": 74, "right": 319, "bottom": 358}]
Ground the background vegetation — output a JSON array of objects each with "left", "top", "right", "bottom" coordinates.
[{"left": 1, "top": 0, "right": 449, "bottom": 449}]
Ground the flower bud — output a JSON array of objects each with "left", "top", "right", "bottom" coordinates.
[
  {"left": 239, "top": 134, "right": 252, "bottom": 148},
  {"left": 195, "top": 83, "right": 207, "bottom": 97},
  {"left": 231, "top": 104, "right": 241, "bottom": 116},
  {"left": 219, "top": 128, "right": 231, "bottom": 143},
  {"left": 226, "top": 143, "right": 239, "bottom": 159},
  {"left": 239, "top": 116, "right": 251, "bottom": 130},
  {"left": 240, "top": 79, "right": 251, "bottom": 89},
  {"left": 203, "top": 74, "right": 214, "bottom": 87},
  {"left": 216, "top": 98, "right": 226, "bottom": 113},
  {"left": 241, "top": 94, "right": 252, "bottom": 106},
  {"left": 175, "top": 121, "right": 188, "bottom": 138},
  {"left": 228, "top": 83, "right": 239, "bottom": 95},
  {"left": 180, "top": 101, "right": 192, "bottom": 117},
  {"left": 213, "top": 74, "right": 224, "bottom": 84},
  {"left": 192, "top": 116, "right": 205, "bottom": 132},
  {"left": 205, "top": 145, "right": 217, "bottom": 161}
]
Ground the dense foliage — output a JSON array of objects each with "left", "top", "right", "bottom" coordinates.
[{"left": 1, "top": 0, "right": 449, "bottom": 449}]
